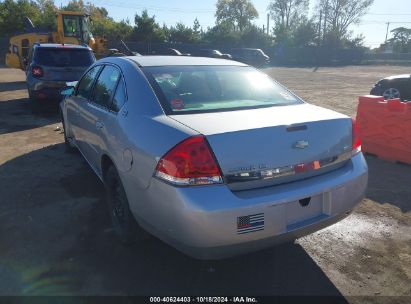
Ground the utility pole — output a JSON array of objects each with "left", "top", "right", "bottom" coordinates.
[
  {"left": 267, "top": 13, "right": 270, "bottom": 35},
  {"left": 385, "top": 22, "right": 390, "bottom": 43}
]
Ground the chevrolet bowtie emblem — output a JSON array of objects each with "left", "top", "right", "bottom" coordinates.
[{"left": 293, "top": 140, "right": 309, "bottom": 149}]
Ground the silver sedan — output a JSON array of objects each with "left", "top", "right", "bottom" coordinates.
[{"left": 60, "top": 56, "right": 368, "bottom": 259}]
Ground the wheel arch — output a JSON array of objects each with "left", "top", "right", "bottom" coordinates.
[{"left": 101, "top": 154, "right": 115, "bottom": 182}]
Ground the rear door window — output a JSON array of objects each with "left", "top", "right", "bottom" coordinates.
[
  {"left": 34, "top": 48, "right": 95, "bottom": 67},
  {"left": 92, "top": 65, "right": 121, "bottom": 109},
  {"left": 76, "top": 65, "right": 101, "bottom": 100}
]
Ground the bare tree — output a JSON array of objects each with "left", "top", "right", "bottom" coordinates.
[
  {"left": 268, "top": 0, "right": 309, "bottom": 31},
  {"left": 318, "top": 0, "right": 374, "bottom": 45},
  {"left": 216, "top": 0, "right": 259, "bottom": 32}
]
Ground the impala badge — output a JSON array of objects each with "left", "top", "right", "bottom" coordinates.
[{"left": 293, "top": 140, "right": 309, "bottom": 149}]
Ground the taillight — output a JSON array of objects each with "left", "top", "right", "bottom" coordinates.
[
  {"left": 155, "top": 135, "right": 223, "bottom": 186},
  {"left": 32, "top": 66, "right": 43, "bottom": 78},
  {"left": 352, "top": 118, "right": 361, "bottom": 155}
]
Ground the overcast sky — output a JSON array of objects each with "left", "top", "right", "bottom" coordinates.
[{"left": 58, "top": 0, "right": 411, "bottom": 48}]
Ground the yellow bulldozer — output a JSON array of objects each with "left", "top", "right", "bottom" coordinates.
[{"left": 6, "top": 11, "right": 108, "bottom": 70}]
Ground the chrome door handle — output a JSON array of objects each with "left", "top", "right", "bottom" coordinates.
[{"left": 95, "top": 121, "right": 104, "bottom": 129}]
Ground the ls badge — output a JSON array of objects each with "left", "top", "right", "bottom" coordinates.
[{"left": 293, "top": 140, "right": 309, "bottom": 149}]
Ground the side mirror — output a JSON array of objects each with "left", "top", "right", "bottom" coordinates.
[
  {"left": 60, "top": 86, "right": 75, "bottom": 97},
  {"left": 61, "top": 81, "right": 78, "bottom": 96}
]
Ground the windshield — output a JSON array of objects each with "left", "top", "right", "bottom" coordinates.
[
  {"left": 144, "top": 66, "right": 302, "bottom": 114},
  {"left": 34, "top": 48, "right": 95, "bottom": 67},
  {"left": 63, "top": 15, "right": 82, "bottom": 39}
]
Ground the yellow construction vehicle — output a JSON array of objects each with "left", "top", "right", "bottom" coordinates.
[{"left": 5, "top": 11, "right": 108, "bottom": 69}]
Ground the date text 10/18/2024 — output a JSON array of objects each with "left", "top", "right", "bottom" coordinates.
[{"left": 149, "top": 297, "right": 258, "bottom": 303}]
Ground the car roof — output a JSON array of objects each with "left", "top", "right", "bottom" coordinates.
[
  {"left": 34, "top": 43, "right": 92, "bottom": 50},
  {"left": 126, "top": 55, "right": 247, "bottom": 67}
]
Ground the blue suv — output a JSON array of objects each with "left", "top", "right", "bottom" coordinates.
[{"left": 26, "top": 43, "right": 95, "bottom": 106}]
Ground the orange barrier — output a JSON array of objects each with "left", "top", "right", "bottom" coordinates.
[{"left": 356, "top": 95, "right": 411, "bottom": 164}]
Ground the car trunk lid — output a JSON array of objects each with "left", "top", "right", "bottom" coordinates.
[{"left": 170, "top": 103, "right": 353, "bottom": 191}]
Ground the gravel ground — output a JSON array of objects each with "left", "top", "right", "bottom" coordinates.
[{"left": 0, "top": 66, "right": 410, "bottom": 302}]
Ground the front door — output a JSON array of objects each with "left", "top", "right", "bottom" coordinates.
[{"left": 69, "top": 65, "right": 102, "bottom": 156}]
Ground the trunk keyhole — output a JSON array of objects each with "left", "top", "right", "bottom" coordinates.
[{"left": 299, "top": 197, "right": 311, "bottom": 207}]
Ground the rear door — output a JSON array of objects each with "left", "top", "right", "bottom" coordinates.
[{"left": 78, "top": 64, "right": 122, "bottom": 171}]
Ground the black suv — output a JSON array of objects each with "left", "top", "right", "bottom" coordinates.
[{"left": 26, "top": 43, "right": 95, "bottom": 105}]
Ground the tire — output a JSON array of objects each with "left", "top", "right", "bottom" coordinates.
[
  {"left": 28, "top": 89, "right": 35, "bottom": 102},
  {"left": 61, "top": 114, "right": 76, "bottom": 153},
  {"left": 104, "top": 165, "right": 148, "bottom": 244},
  {"left": 383, "top": 88, "right": 401, "bottom": 100},
  {"left": 28, "top": 90, "right": 41, "bottom": 113}
]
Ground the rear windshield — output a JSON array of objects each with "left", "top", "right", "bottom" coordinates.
[
  {"left": 34, "top": 48, "right": 95, "bottom": 67},
  {"left": 143, "top": 66, "right": 302, "bottom": 114}
]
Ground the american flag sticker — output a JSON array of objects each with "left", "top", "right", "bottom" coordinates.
[{"left": 237, "top": 213, "right": 264, "bottom": 234}]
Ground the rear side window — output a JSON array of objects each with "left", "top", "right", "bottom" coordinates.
[
  {"left": 34, "top": 48, "right": 95, "bottom": 67},
  {"left": 93, "top": 65, "right": 121, "bottom": 108},
  {"left": 112, "top": 79, "right": 126, "bottom": 112},
  {"left": 77, "top": 65, "right": 101, "bottom": 99}
]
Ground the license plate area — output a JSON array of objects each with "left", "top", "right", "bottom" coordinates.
[{"left": 286, "top": 193, "right": 324, "bottom": 227}]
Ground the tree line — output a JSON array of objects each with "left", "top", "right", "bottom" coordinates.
[
  {"left": 1, "top": 0, "right": 409, "bottom": 53},
  {"left": 377, "top": 27, "right": 411, "bottom": 53}
]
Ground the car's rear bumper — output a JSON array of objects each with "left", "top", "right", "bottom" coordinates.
[
  {"left": 129, "top": 153, "right": 368, "bottom": 260},
  {"left": 28, "top": 80, "right": 70, "bottom": 101}
]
